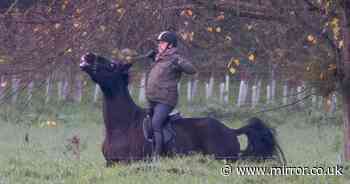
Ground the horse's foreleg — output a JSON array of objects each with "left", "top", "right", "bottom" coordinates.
[{"left": 106, "top": 160, "right": 115, "bottom": 168}]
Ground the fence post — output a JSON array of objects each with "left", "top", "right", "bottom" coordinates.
[
  {"left": 251, "top": 85, "right": 257, "bottom": 108},
  {"left": 311, "top": 88, "right": 317, "bottom": 107},
  {"left": 283, "top": 83, "right": 288, "bottom": 105},
  {"left": 224, "top": 75, "right": 229, "bottom": 103},
  {"left": 237, "top": 80, "right": 247, "bottom": 107},
  {"left": 27, "top": 80, "right": 34, "bottom": 101},
  {"left": 208, "top": 76, "right": 214, "bottom": 98},
  {"left": 187, "top": 80, "right": 192, "bottom": 102},
  {"left": 330, "top": 93, "right": 337, "bottom": 113},
  {"left": 256, "top": 79, "right": 261, "bottom": 105},
  {"left": 11, "top": 75, "right": 19, "bottom": 104},
  {"left": 205, "top": 82, "right": 209, "bottom": 100},
  {"left": 243, "top": 81, "right": 248, "bottom": 105},
  {"left": 62, "top": 76, "right": 69, "bottom": 101},
  {"left": 297, "top": 84, "right": 304, "bottom": 107},
  {"left": 138, "top": 73, "right": 146, "bottom": 103},
  {"left": 192, "top": 79, "right": 198, "bottom": 101},
  {"left": 45, "top": 75, "right": 52, "bottom": 103},
  {"left": 219, "top": 82, "right": 225, "bottom": 103},
  {"left": 271, "top": 79, "right": 276, "bottom": 103},
  {"left": 0, "top": 76, "right": 5, "bottom": 100},
  {"left": 266, "top": 85, "right": 271, "bottom": 104},
  {"left": 75, "top": 74, "right": 82, "bottom": 103},
  {"left": 318, "top": 96, "right": 323, "bottom": 109},
  {"left": 57, "top": 79, "right": 63, "bottom": 101},
  {"left": 93, "top": 84, "right": 100, "bottom": 103}
]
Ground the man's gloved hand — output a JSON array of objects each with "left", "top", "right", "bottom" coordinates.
[
  {"left": 171, "top": 58, "right": 183, "bottom": 66},
  {"left": 145, "top": 50, "right": 157, "bottom": 60}
]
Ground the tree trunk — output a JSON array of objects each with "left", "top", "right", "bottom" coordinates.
[
  {"left": 344, "top": 94, "right": 350, "bottom": 160},
  {"left": 342, "top": 2, "right": 350, "bottom": 161}
]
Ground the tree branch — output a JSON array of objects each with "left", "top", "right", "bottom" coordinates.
[
  {"left": 163, "top": 3, "right": 286, "bottom": 23},
  {"left": 254, "top": 93, "right": 314, "bottom": 114}
]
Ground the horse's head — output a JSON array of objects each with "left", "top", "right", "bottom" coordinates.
[{"left": 80, "top": 53, "right": 131, "bottom": 92}]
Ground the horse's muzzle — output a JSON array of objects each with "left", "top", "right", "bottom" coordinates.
[{"left": 80, "top": 53, "right": 98, "bottom": 72}]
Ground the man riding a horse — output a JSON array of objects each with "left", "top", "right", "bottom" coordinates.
[
  {"left": 79, "top": 32, "right": 286, "bottom": 165},
  {"left": 145, "top": 31, "right": 197, "bottom": 158}
]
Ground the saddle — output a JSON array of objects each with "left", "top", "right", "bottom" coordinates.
[{"left": 142, "top": 109, "right": 182, "bottom": 145}]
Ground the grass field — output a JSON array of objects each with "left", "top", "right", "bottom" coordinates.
[{"left": 0, "top": 100, "right": 349, "bottom": 184}]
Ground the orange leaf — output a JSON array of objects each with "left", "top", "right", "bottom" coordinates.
[
  {"left": 320, "top": 72, "right": 325, "bottom": 80},
  {"left": 229, "top": 67, "right": 236, "bottom": 74},
  {"left": 54, "top": 23, "right": 61, "bottom": 29},
  {"left": 306, "top": 66, "right": 311, "bottom": 72},
  {"left": 1, "top": 81, "right": 7, "bottom": 87},
  {"left": 307, "top": 35, "right": 317, "bottom": 44},
  {"left": 247, "top": 25, "right": 253, "bottom": 30},
  {"left": 328, "top": 64, "right": 337, "bottom": 70},
  {"left": 234, "top": 59, "right": 240, "bottom": 66},
  {"left": 186, "top": 9, "right": 193, "bottom": 17},
  {"left": 180, "top": 10, "right": 186, "bottom": 16},
  {"left": 339, "top": 40, "right": 344, "bottom": 48},
  {"left": 248, "top": 54, "right": 255, "bottom": 61},
  {"left": 216, "top": 15, "right": 225, "bottom": 21}
]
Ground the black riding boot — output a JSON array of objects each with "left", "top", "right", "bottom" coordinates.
[{"left": 153, "top": 131, "right": 163, "bottom": 158}]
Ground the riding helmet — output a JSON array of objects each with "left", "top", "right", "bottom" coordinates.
[{"left": 156, "top": 31, "right": 177, "bottom": 47}]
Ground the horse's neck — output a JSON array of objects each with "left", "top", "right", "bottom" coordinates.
[{"left": 102, "top": 88, "right": 144, "bottom": 131}]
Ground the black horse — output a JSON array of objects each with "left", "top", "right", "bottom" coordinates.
[{"left": 79, "top": 53, "right": 285, "bottom": 166}]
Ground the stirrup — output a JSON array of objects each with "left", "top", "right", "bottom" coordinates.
[{"left": 146, "top": 108, "right": 153, "bottom": 117}]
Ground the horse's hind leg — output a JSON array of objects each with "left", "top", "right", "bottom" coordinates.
[
  {"left": 105, "top": 159, "right": 122, "bottom": 167},
  {"left": 203, "top": 132, "right": 240, "bottom": 161},
  {"left": 106, "top": 160, "right": 114, "bottom": 168}
]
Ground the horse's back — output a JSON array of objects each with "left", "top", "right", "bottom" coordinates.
[
  {"left": 173, "top": 116, "right": 233, "bottom": 133},
  {"left": 171, "top": 117, "right": 240, "bottom": 157}
]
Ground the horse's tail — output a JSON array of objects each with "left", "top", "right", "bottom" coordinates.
[{"left": 234, "top": 117, "right": 286, "bottom": 164}]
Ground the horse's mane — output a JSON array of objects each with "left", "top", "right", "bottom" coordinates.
[{"left": 110, "top": 58, "right": 133, "bottom": 86}]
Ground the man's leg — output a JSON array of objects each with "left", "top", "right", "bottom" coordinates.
[
  {"left": 143, "top": 101, "right": 155, "bottom": 140},
  {"left": 151, "top": 102, "right": 174, "bottom": 157},
  {"left": 146, "top": 100, "right": 156, "bottom": 117}
]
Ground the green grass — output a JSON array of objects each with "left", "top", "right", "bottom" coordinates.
[{"left": 0, "top": 100, "right": 349, "bottom": 184}]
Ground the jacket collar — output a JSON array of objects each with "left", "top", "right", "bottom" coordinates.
[{"left": 156, "top": 48, "right": 177, "bottom": 62}]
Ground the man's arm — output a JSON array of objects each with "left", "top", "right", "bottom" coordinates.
[
  {"left": 174, "top": 56, "right": 197, "bottom": 74},
  {"left": 127, "top": 50, "right": 157, "bottom": 63}
]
